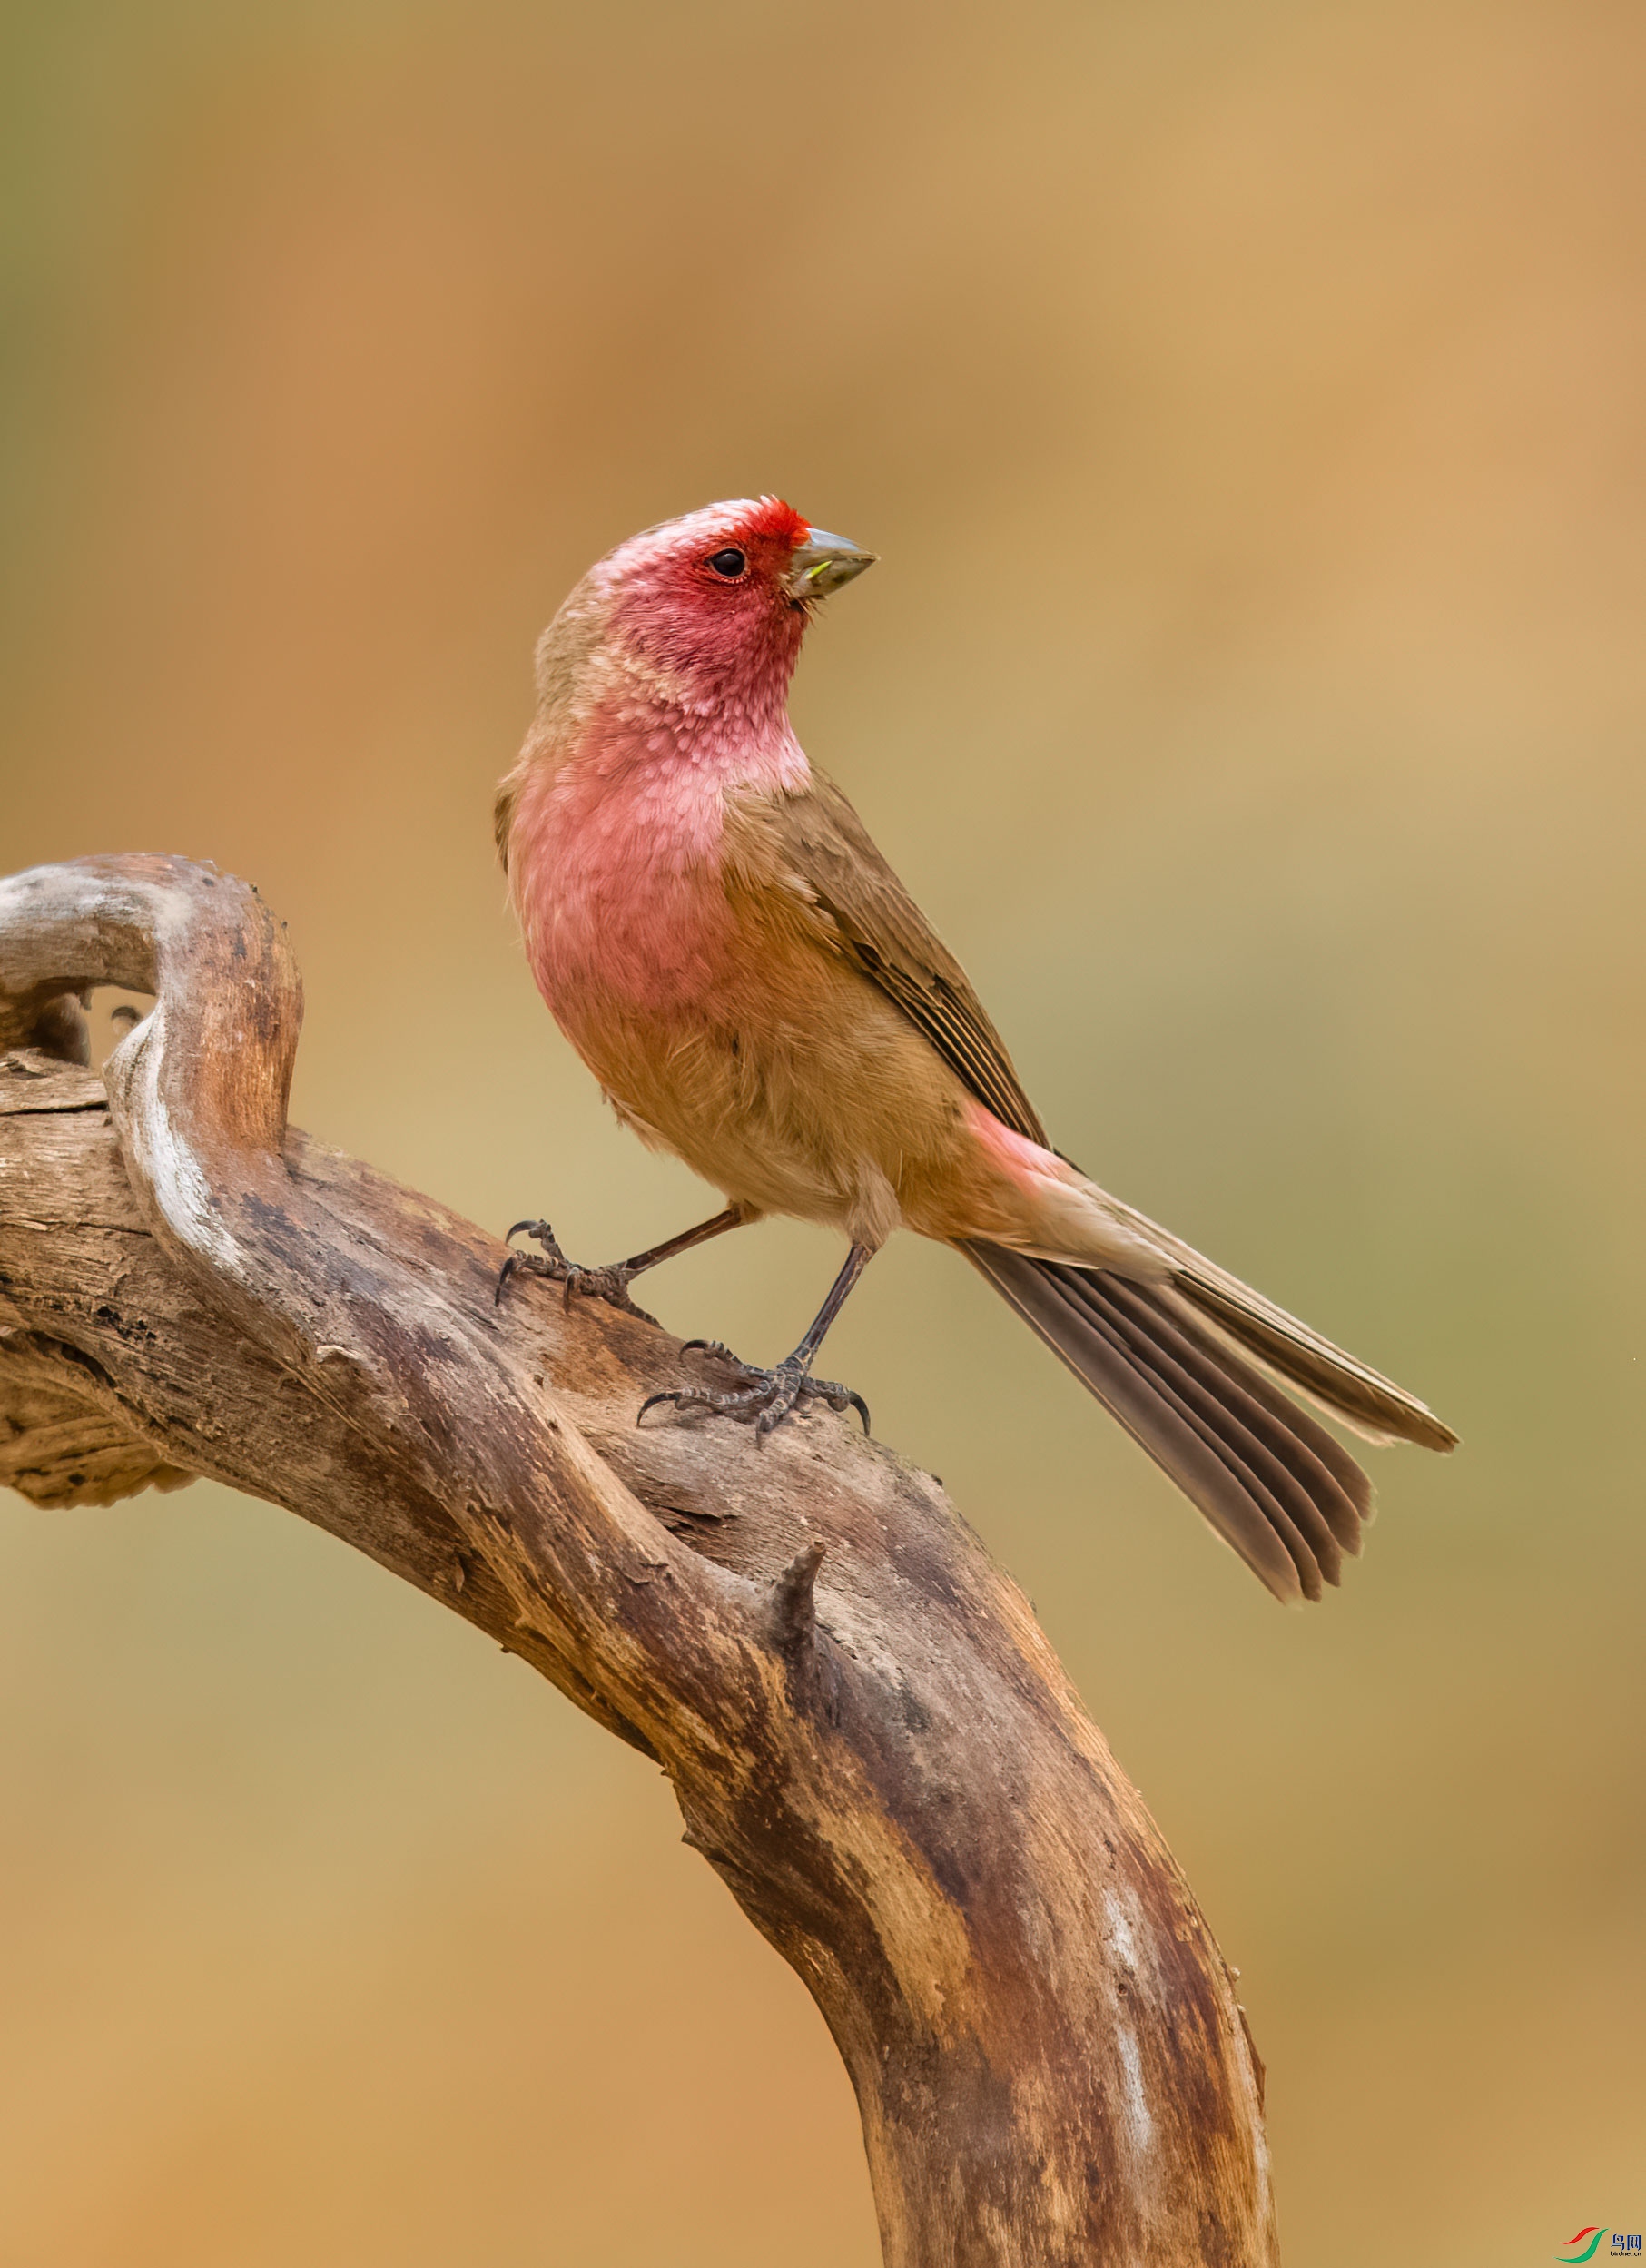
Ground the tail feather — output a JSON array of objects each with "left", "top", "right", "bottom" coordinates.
[
  {"left": 1097, "top": 1206, "right": 1460, "bottom": 1451},
  {"left": 1098, "top": 1274, "right": 1365, "bottom": 1559},
  {"left": 1065, "top": 1174, "right": 1460, "bottom": 1453},
  {"left": 1065, "top": 1270, "right": 1340, "bottom": 1598},
  {"left": 1165, "top": 1269, "right": 1457, "bottom": 1450},
  {"left": 961, "top": 1240, "right": 1450, "bottom": 1602}
]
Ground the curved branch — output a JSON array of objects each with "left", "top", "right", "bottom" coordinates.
[{"left": 0, "top": 856, "right": 1277, "bottom": 2268}]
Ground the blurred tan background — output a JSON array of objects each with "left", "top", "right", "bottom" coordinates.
[{"left": 3, "top": 0, "right": 1643, "bottom": 2260}]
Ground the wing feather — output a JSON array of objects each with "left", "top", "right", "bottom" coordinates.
[
  {"left": 729, "top": 771, "right": 1048, "bottom": 1144},
  {"left": 725, "top": 774, "right": 1457, "bottom": 1461}
]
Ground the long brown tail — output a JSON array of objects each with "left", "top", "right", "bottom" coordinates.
[{"left": 961, "top": 1243, "right": 1455, "bottom": 1602}]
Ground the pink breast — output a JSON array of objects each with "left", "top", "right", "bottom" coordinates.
[{"left": 511, "top": 729, "right": 741, "bottom": 1031}]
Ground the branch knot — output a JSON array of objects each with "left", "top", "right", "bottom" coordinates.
[{"left": 772, "top": 1537, "right": 826, "bottom": 1660}]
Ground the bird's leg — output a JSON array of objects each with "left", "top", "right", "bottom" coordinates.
[
  {"left": 495, "top": 1207, "right": 748, "bottom": 1325},
  {"left": 640, "top": 1245, "right": 874, "bottom": 1440}
]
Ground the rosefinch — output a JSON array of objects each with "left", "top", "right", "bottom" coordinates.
[{"left": 495, "top": 498, "right": 1455, "bottom": 1602}]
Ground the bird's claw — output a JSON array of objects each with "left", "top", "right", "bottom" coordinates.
[
  {"left": 495, "top": 1219, "right": 658, "bottom": 1325},
  {"left": 639, "top": 1347, "right": 870, "bottom": 1440}
]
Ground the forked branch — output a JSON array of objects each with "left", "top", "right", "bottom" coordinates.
[{"left": 0, "top": 856, "right": 1276, "bottom": 2268}]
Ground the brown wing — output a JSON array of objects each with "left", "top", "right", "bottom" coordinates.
[
  {"left": 729, "top": 770, "right": 1049, "bottom": 1146},
  {"left": 725, "top": 775, "right": 1458, "bottom": 1464}
]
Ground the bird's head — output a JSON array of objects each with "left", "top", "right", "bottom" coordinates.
[{"left": 584, "top": 498, "right": 876, "bottom": 701}]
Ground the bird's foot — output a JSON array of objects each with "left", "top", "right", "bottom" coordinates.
[
  {"left": 495, "top": 1219, "right": 658, "bottom": 1325},
  {"left": 638, "top": 1343, "right": 870, "bottom": 1441}
]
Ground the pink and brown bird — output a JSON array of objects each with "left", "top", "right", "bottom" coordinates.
[{"left": 494, "top": 498, "right": 1456, "bottom": 1603}]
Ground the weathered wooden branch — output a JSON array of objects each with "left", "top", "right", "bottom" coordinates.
[{"left": 0, "top": 855, "right": 1276, "bottom": 2267}]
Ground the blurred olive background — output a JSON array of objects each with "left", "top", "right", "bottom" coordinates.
[{"left": 3, "top": 0, "right": 1643, "bottom": 2261}]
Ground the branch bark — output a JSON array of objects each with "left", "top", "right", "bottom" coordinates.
[{"left": 0, "top": 855, "right": 1277, "bottom": 2267}]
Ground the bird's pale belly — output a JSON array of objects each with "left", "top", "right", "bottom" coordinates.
[
  {"left": 545, "top": 915, "right": 1044, "bottom": 1251},
  {"left": 553, "top": 947, "right": 961, "bottom": 1244},
  {"left": 517, "top": 795, "right": 1055, "bottom": 1251}
]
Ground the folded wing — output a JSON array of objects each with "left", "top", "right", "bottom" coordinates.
[{"left": 737, "top": 770, "right": 1455, "bottom": 1595}]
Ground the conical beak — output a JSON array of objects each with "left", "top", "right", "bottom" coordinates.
[{"left": 784, "top": 528, "right": 877, "bottom": 600}]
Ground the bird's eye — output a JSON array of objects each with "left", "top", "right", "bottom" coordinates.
[{"left": 706, "top": 547, "right": 747, "bottom": 577}]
